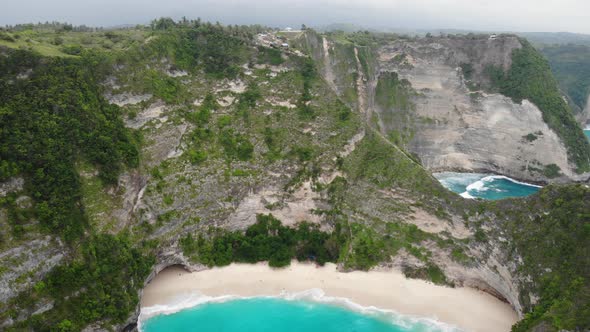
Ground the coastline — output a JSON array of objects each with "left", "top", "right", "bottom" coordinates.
[
  {"left": 140, "top": 261, "right": 518, "bottom": 332},
  {"left": 434, "top": 172, "right": 541, "bottom": 199},
  {"left": 430, "top": 167, "right": 550, "bottom": 187}
]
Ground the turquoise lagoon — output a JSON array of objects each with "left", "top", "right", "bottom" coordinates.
[
  {"left": 434, "top": 172, "right": 541, "bottom": 200},
  {"left": 141, "top": 297, "right": 458, "bottom": 332},
  {"left": 584, "top": 129, "right": 590, "bottom": 141}
]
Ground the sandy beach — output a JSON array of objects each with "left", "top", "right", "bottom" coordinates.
[{"left": 140, "top": 261, "right": 518, "bottom": 332}]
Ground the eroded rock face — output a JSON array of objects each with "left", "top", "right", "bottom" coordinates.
[
  {"left": 226, "top": 180, "right": 323, "bottom": 230},
  {"left": 435, "top": 240, "right": 526, "bottom": 316},
  {"left": 407, "top": 93, "right": 572, "bottom": 180},
  {"left": 107, "top": 93, "right": 152, "bottom": 107},
  {"left": 376, "top": 37, "right": 576, "bottom": 182},
  {"left": 0, "top": 236, "right": 65, "bottom": 304},
  {"left": 125, "top": 101, "right": 169, "bottom": 129}
]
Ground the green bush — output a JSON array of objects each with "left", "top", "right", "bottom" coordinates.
[
  {"left": 180, "top": 214, "right": 342, "bottom": 267},
  {"left": 460, "top": 63, "right": 474, "bottom": 80},
  {"left": 146, "top": 70, "right": 181, "bottom": 103},
  {"left": 0, "top": 32, "right": 16, "bottom": 42},
  {"left": 188, "top": 149, "right": 208, "bottom": 164},
  {"left": 543, "top": 164, "right": 561, "bottom": 178},
  {"left": 145, "top": 21, "right": 251, "bottom": 78},
  {"left": 540, "top": 44, "right": 590, "bottom": 111},
  {"left": 219, "top": 129, "right": 254, "bottom": 161}
]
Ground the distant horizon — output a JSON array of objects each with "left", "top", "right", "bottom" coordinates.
[
  {"left": 3, "top": 18, "right": 590, "bottom": 38},
  {"left": 2, "top": 0, "right": 590, "bottom": 35}
]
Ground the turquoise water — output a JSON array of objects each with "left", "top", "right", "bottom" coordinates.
[
  {"left": 584, "top": 129, "right": 590, "bottom": 141},
  {"left": 141, "top": 297, "right": 452, "bottom": 332},
  {"left": 434, "top": 172, "right": 541, "bottom": 200}
]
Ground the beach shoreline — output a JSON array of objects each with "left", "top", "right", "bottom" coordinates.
[{"left": 140, "top": 261, "right": 518, "bottom": 332}]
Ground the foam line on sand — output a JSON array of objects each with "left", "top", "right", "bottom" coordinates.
[{"left": 140, "top": 261, "right": 519, "bottom": 332}]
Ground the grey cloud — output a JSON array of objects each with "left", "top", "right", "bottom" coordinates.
[{"left": 1, "top": 0, "right": 589, "bottom": 34}]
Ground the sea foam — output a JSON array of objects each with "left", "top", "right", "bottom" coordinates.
[
  {"left": 434, "top": 172, "right": 541, "bottom": 200},
  {"left": 139, "top": 289, "right": 462, "bottom": 332},
  {"left": 466, "top": 175, "right": 542, "bottom": 193}
]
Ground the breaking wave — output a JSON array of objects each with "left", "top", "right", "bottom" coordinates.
[
  {"left": 434, "top": 172, "right": 541, "bottom": 200},
  {"left": 139, "top": 289, "right": 462, "bottom": 332}
]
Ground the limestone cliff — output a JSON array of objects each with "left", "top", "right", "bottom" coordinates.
[{"left": 300, "top": 32, "right": 590, "bottom": 183}]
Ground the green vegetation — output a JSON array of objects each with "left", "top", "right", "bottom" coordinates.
[
  {"left": 141, "top": 18, "right": 260, "bottom": 78},
  {"left": 497, "top": 185, "right": 590, "bottom": 331},
  {"left": 257, "top": 46, "right": 284, "bottom": 65},
  {"left": 0, "top": 25, "right": 153, "bottom": 331},
  {"left": 145, "top": 69, "right": 182, "bottom": 103},
  {"left": 180, "top": 214, "right": 342, "bottom": 267},
  {"left": 460, "top": 62, "right": 474, "bottom": 80},
  {"left": 403, "top": 263, "right": 449, "bottom": 286},
  {"left": 375, "top": 72, "right": 413, "bottom": 110},
  {"left": 296, "top": 57, "right": 317, "bottom": 119},
  {"left": 219, "top": 129, "right": 254, "bottom": 161},
  {"left": 523, "top": 133, "right": 539, "bottom": 142},
  {"left": 180, "top": 212, "right": 451, "bottom": 286},
  {"left": 0, "top": 24, "right": 148, "bottom": 57},
  {"left": 543, "top": 164, "right": 561, "bottom": 178},
  {"left": 0, "top": 48, "right": 138, "bottom": 241},
  {"left": 1, "top": 193, "right": 34, "bottom": 239},
  {"left": 324, "top": 30, "right": 399, "bottom": 48},
  {"left": 485, "top": 40, "right": 590, "bottom": 172},
  {"left": 540, "top": 44, "right": 590, "bottom": 111}
]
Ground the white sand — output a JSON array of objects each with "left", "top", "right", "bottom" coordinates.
[{"left": 141, "top": 261, "right": 518, "bottom": 332}]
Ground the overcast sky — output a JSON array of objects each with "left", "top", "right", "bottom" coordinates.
[{"left": 2, "top": 0, "right": 589, "bottom": 34}]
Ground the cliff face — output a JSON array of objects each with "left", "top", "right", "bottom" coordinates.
[
  {"left": 378, "top": 37, "right": 573, "bottom": 182},
  {"left": 305, "top": 33, "right": 587, "bottom": 183}
]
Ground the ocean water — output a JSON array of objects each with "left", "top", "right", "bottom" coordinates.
[
  {"left": 433, "top": 172, "right": 541, "bottom": 200},
  {"left": 584, "top": 129, "right": 590, "bottom": 141},
  {"left": 141, "top": 296, "right": 457, "bottom": 332}
]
